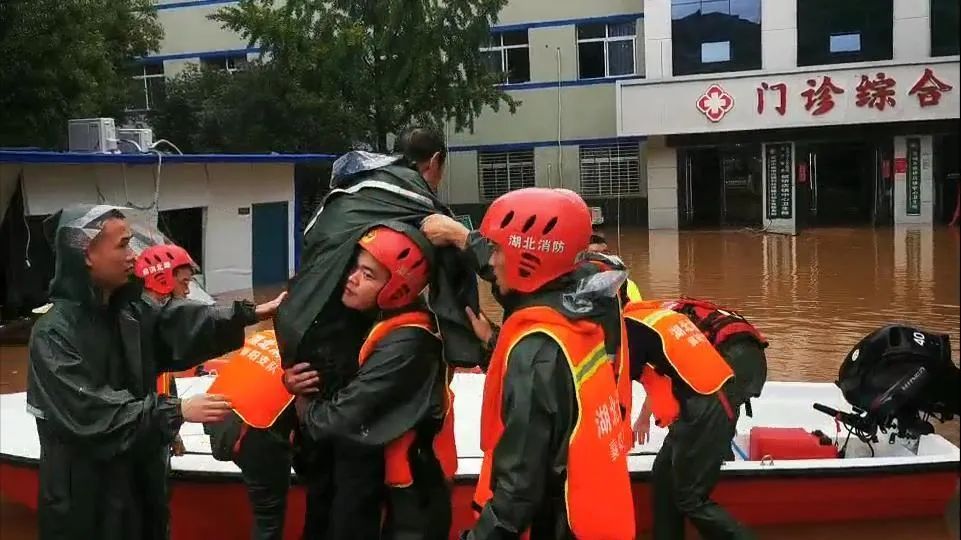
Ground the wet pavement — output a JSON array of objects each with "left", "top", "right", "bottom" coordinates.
[{"left": 2, "top": 226, "right": 959, "bottom": 538}]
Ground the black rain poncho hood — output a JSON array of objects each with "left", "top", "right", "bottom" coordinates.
[{"left": 275, "top": 151, "right": 484, "bottom": 369}]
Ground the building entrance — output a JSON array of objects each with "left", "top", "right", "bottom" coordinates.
[
  {"left": 796, "top": 140, "right": 893, "bottom": 227},
  {"left": 679, "top": 144, "right": 763, "bottom": 228}
]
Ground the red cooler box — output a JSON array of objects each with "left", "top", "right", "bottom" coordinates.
[{"left": 749, "top": 427, "right": 839, "bottom": 460}]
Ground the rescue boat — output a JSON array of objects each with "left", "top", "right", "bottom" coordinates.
[{"left": 1, "top": 374, "right": 958, "bottom": 539}]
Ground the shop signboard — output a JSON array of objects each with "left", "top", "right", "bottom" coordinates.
[
  {"left": 765, "top": 143, "right": 793, "bottom": 220},
  {"left": 906, "top": 138, "right": 922, "bottom": 216}
]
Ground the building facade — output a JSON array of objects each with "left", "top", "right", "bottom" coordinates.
[
  {"left": 621, "top": 0, "right": 959, "bottom": 231},
  {"left": 139, "top": 0, "right": 960, "bottom": 230}
]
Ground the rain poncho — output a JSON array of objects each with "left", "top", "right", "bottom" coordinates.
[
  {"left": 27, "top": 204, "right": 257, "bottom": 540},
  {"left": 275, "top": 151, "right": 484, "bottom": 370}
]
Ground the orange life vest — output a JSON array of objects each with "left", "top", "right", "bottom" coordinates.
[
  {"left": 579, "top": 258, "right": 635, "bottom": 448},
  {"left": 358, "top": 311, "right": 458, "bottom": 487},
  {"left": 156, "top": 372, "right": 175, "bottom": 395},
  {"left": 207, "top": 330, "right": 294, "bottom": 429},
  {"left": 623, "top": 301, "right": 734, "bottom": 427},
  {"left": 474, "top": 306, "right": 635, "bottom": 539}
]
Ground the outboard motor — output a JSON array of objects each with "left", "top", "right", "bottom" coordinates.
[{"left": 815, "top": 325, "right": 959, "bottom": 452}]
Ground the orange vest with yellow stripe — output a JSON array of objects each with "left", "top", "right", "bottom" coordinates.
[
  {"left": 623, "top": 301, "right": 734, "bottom": 427},
  {"left": 358, "top": 311, "right": 458, "bottom": 487},
  {"left": 156, "top": 372, "right": 175, "bottom": 395},
  {"left": 474, "top": 306, "right": 635, "bottom": 539}
]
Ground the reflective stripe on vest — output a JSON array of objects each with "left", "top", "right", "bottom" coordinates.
[
  {"left": 624, "top": 301, "right": 734, "bottom": 427},
  {"left": 156, "top": 372, "right": 173, "bottom": 395},
  {"left": 474, "top": 306, "right": 635, "bottom": 539},
  {"left": 207, "top": 330, "right": 293, "bottom": 429},
  {"left": 625, "top": 279, "right": 643, "bottom": 302},
  {"left": 358, "top": 311, "right": 457, "bottom": 487}
]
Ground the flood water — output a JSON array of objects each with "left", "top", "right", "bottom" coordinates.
[{"left": 2, "top": 226, "right": 959, "bottom": 538}]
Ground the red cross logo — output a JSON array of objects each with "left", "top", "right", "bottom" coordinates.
[{"left": 696, "top": 84, "right": 735, "bottom": 123}]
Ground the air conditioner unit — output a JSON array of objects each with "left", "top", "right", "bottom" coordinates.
[
  {"left": 117, "top": 128, "right": 154, "bottom": 153},
  {"left": 68, "top": 118, "right": 117, "bottom": 153}
]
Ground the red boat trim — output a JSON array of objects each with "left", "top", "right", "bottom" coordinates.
[{"left": 4, "top": 451, "right": 957, "bottom": 485}]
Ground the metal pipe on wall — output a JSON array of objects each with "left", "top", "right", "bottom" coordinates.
[{"left": 556, "top": 47, "right": 562, "bottom": 189}]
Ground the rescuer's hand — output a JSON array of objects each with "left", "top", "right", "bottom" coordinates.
[
  {"left": 283, "top": 363, "right": 320, "bottom": 396},
  {"left": 465, "top": 306, "right": 495, "bottom": 348},
  {"left": 421, "top": 214, "right": 470, "bottom": 250},
  {"left": 255, "top": 291, "right": 287, "bottom": 321},
  {"left": 181, "top": 394, "right": 233, "bottom": 423},
  {"left": 171, "top": 435, "right": 187, "bottom": 457},
  {"left": 633, "top": 400, "right": 653, "bottom": 445}
]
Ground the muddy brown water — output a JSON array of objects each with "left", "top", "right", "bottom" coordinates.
[{"left": 2, "top": 227, "right": 959, "bottom": 538}]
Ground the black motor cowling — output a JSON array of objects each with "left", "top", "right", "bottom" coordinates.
[{"left": 835, "top": 325, "right": 958, "bottom": 437}]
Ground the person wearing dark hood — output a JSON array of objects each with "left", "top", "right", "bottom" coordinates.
[
  {"left": 284, "top": 225, "right": 456, "bottom": 540},
  {"left": 622, "top": 299, "right": 752, "bottom": 540},
  {"left": 437, "top": 188, "right": 635, "bottom": 539},
  {"left": 585, "top": 227, "right": 643, "bottom": 305},
  {"left": 278, "top": 127, "right": 483, "bottom": 540},
  {"left": 27, "top": 205, "right": 278, "bottom": 540}
]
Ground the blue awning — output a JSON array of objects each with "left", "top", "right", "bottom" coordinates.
[{"left": 0, "top": 150, "right": 339, "bottom": 165}]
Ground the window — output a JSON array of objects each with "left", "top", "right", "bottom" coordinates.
[
  {"left": 577, "top": 21, "right": 637, "bottom": 79},
  {"left": 931, "top": 0, "right": 960, "bottom": 57},
  {"left": 481, "top": 30, "right": 531, "bottom": 84},
  {"left": 579, "top": 143, "right": 641, "bottom": 197},
  {"left": 797, "top": 0, "right": 892, "bottom": 66},
  {"left": 671, "top": 0, "right": 761, "bottom": 75},
  {"left": 201, "top": 54, "right": 249, "bottom": 73},
  {"left": 701, "top": 41, "right": 731, "bottom": 63},
  {"left": 478, "top": 150, "right": 535, "bottom": 201},
  {"left": 127, "top": 62, "right": 165, "bottom": 111},
  {"left": 829, "top": 32, "right": 861, "bottom": 53}
]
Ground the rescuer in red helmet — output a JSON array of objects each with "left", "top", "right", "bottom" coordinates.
[
  {"left": 283, "top": 225, "right": 456, "bottom": 540},
  {"left": 136, "top": 243, "right": 288, "bottom": 540},
  {"left": 443, "top": 188, "right": 634, "bottom": 539}
]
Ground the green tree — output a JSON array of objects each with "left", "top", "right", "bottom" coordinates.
[
  {"left": 149, "top": 63, "right": 355, "bottom": 154},
  {"left": 212, "top": 0, "right": 518, "bottom": 151},
  {"left": 0, "top": 0, "right": 163, "bottom": 148}
]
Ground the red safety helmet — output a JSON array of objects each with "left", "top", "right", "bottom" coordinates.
[
  {"left": 479, "top": 187, "right": 592, "bottom": 293},
  {"left": 358, "top": 227, "right": 430, "bottom": 310},
  {"left": 135, "top": 244, "right": 196, "bottom": 295}
]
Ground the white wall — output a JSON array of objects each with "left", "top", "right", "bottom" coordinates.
[
  {"left": 893, "top": 0, "right": 931, "bottom": 61},
  {"left": 19, "top": 161, "right": 295, "bottom": 294},
  {"left": 498, "top": 0, "right": 642, "bottom": 26},
  {"left": 645, "top": 136, "right": 678, "bottom": 229},
  {"left": 643, "top": 0, "right": 672, "bottom": 79},
  {"left": 156, "top": 5, "right": 247, "bottom": 56},
  {"left": 762, "top": 0, "right": 797, "bottom": 70}
]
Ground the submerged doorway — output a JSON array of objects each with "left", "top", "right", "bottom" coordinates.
[
  {"left": 796, "top": 140, "right": 893, "bottom": 227},
  {"left": 679, "top": 144, "right": 763, "bottom": 228}
]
